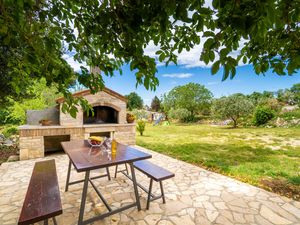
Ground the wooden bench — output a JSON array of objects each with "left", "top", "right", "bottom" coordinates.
[
  {"left": 18, "top": 159, "right": 62, "bottom": 225},
  {"left": 133, "top": 160, "right": 174, "bottom": 209}
]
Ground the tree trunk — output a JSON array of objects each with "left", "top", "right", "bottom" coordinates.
[{"left": 231, "top": 117, "right": 237, "bottom": 128}]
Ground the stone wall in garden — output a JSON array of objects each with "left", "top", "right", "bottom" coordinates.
[{"left": 26, "top": 107, "right": 59, "bottom": 125}]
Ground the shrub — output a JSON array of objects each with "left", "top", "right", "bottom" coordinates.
[
  {"left": 280, "top": 109, "right": 300, "bottom": 121},
  {"left": 253, "top": 107, "right": 275, "bottom": 126},
  {"left": 132, "top": 109, "right": 148, "bottom": 120},
  {"left": 136, "top": 120, "right": 146, "bottom": 136},
  {"left": 2, "top": 125, "right": 19, "bottom": 138},
  {"left": 258, "top": 98, "right": 282, "bottom": 112},
  {"left": 168, "top": 108, "right": 192, "bottom": 122},
  {"left": 238, "top": 116, "right": 253, "bottom": 127}
]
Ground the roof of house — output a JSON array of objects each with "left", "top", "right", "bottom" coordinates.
[{"left": 55, "top": 87, "right": 127, "bottom": 103}]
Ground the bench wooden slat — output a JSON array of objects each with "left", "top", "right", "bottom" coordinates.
[
  {"left": 18, "top": 159, "right": 62, "bottom": 225},
  {"left": 133, "top": 160, "right": 174, "bottom": 182}
]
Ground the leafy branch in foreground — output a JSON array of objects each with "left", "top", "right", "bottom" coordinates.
[{"left": 1, "top": 0, "right": 299, "bottom": 114}]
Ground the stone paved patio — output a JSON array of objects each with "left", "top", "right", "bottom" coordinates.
[{"left": 0, "top": 146, "right": 299, "bottom": 225}]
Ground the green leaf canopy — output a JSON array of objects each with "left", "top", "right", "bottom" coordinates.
[{"left": 1, "top": 0, "right": 299, "bottom": 112}]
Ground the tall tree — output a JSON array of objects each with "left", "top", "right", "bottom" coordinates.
[
  {"left": 125, "top": 92, "right": 143, "bottom": 111},
  {"left": 1, "top": 0, "right": 299, "bottom": 113},
  {"left": 248, "top": 91, "right": 274, "bottom": 105},
  {"left": 290, "top": 83, "right": 300, "bottom": 106},
  {"left": 213, "top": 94, "right": 254, "bottom": 128},
  {"left": 277, "top": 89, "right": 295, "bottom": 105},
  {"left": 150, "top": 96, "right": 161, "bottom": 112},
  {"left": 163, "top": 83, "right": 213, "bottom": 119}
]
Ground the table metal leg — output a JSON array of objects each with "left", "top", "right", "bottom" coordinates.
[
  {"left": 106, "top": 167, "right": 111, "bottom": 181},
  {"left": 78, "top": 171, "right": 90, "bottom": 225},
  {"left": 129, "top": 163, "right": 141, "bottom": 211},
  {"left": 114, "top": 165, "right": 118, "bottom": 178},
  {"left": 125, "top": 163, "right": 129, "bottom": 175},
  {"left": 65, "top": 159, "right": 72, "bottom": 192}
]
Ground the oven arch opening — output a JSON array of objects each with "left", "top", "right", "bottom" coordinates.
[{"left": 83, "top": 105, "right": 119, "bottom": 124}]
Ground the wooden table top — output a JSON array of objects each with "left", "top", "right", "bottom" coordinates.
[{"left": 61, "top": 140, "right": 152, "bottom": 172}]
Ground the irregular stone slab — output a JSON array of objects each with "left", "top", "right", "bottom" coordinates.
[
  {"left": 282, "top": 203, "right": 300, "bottom": 219},
  {"left": 260, "top": 205, "right": 292, "bottom": 225},
  {"left": 144, "top": 214, "right": 162, "bottom": 224},
  {"left": 0, "top": 146, "right": 299, "bottom": 225}
]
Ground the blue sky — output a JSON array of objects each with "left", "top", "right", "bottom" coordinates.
[
  {"left": 62, "top": 0, "right": 299, "bottom": 106},
  {"left": 102, "top": 64, "right": 300, "bottom": 106},
  {"left": 64, "top": 51, "right": 300, "bottom": 106}
]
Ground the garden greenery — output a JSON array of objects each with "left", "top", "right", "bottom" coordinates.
[
  {"left": 163, "top": 82, "right": 213, "bottom": 121},
  {"left": 4, "top": 79, "right": 61, "bottom": 124},
  {"left": 132, "top": 109, "right": 148, "bottom": 120},
  {"left": 253, "top": 107, "right": 275, "bottom": 126},
  {"left": 1, "top": 0, "right": 299, "bottom": 115},
  {"left": 136, "top": 120, "right": 146, "bottom": 136},
  {"left": 2, "top": 125, "right": 18, "bottom": 138},
  {"left": 125, "top": 92, "right": 144, "bottom": 111},
  {"left": 212, "top": 94, "right": 254, "bottom": 128},
  {"left": 168, "top": 108, "right": 192, "bottom": 123}
]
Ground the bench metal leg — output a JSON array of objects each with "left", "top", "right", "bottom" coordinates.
[
  {"left": 65, "top": 159, "right": 72, "bottom": 192},
  {"left": 106, "top": 167, "right": 111, "bottom": 181},
  {"left": 114, "top": 165, "right": 118, "bottom": 178},
  {"left": 115, "top": 164, "right": 129, "bottom": 178},
  {"left": 146, "top": 179, "right": 153, "bottom": 210},
  {"left": 44, "top": 219, "right": 48, "bottom": 225},
  {"left": 78, "top": 171, "right": 90, "bottom": 225},
  {"left": 159, "top": 181, "right": 166, "bottom": 204},
  {"left": 129, "top": 162, "right": 141, "bottom": 211},
  {"left": 52, "top": 217, "right": 58, "bottom": 225}
]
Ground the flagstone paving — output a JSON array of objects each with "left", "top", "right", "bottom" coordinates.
[{"left": 0, "top": 146, "right": 299, "bottom": 225}]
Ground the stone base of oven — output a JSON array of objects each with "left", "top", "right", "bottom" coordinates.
[{"left": 18, "top": 124, "right": 136, "bottom": 160}]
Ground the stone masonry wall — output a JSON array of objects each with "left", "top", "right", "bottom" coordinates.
[
  {"left": 59, "top": 91, "right": 127, "bottom": 126},
  {"left": 59, "top": 105, "right": 83, "bottom": 126},
  {"left": 114, "top": 125, "right": 136, "bottom": 145},
  {"left": 84, "top": 91, "right": 127, "bottom": 124},
  {"left": 84, "top": 124, "right": 136, "bottom": 145},
  {"left": 19, "top": 136, "right": 44, "bottom": 160},
  {"left": 19, "top": 89, "right": 132, "bottom": 160},
  {"left": 19, "top": 124, "right": 135, "bottom": 160}
]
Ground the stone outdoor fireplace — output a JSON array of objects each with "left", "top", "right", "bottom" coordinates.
[
  {"left": 83, "top": 106, "right": 119, "bottom": 124},
  {"left": 18, "top": 88, "right": 136, "bottom": 160}
]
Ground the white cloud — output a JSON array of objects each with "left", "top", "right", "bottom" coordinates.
[
  {"left": 161, "top": 73, "right": 193, "bottom": 78},
  {"left": 143, "top": 39, "right": 212, "bottom": 68},
  {"left": 143, "top": 28, "right": 248, "bottom": 69},
  {"left": 63, "top": 53, "right": 87, "bottom": 72},
  {"left": 144, "top": 41, "right": 160, "bottom": 58}
]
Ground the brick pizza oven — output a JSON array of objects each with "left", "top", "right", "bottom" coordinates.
[{"left": 18, "top": 88, "right": 135, "bottom": 160}]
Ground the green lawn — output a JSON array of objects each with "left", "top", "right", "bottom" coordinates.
[{"left": 136, "top": 123, "right": 300, "bottom": 200}]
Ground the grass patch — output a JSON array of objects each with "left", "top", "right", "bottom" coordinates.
[{"left": 136, "top": 124, "right": 300, "bottom": 200}]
